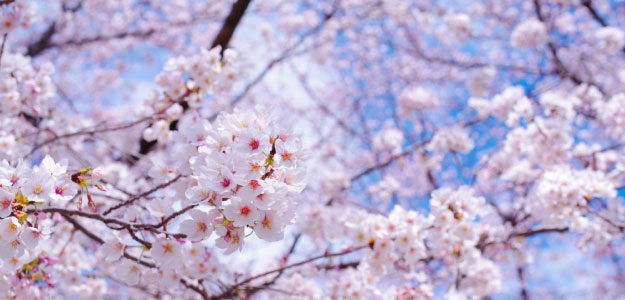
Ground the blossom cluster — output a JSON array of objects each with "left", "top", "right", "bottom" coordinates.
[
  {"left": 0, "top": 0, "right": 36, "bottom": 34},
  {"left": 295, "top": 186, "right": 502, "bottom": 299},
  {"left": 105, "top": 238, "right": 225, "bottom": 289},
  {"left": 3, "top": 0, "right": 625, "bottom": 298},
  {"left": 595, "top": 26, "right": 625, "bottom": 55},
  {"left": 142, "top": 46, "right": 240, "bottom": 144},
  {"left": 0, "top": 52, "right": 55, "bottom": 160},
  {"left": 0, "top": 156, "right": 81, "bottom": 290},
  {"left": 397, "top": 86, "right": 440, "bottom": 116},
  {"left": 511, "top": 19, "right": 548, "bottom": 48},
  {"left": 179, "top": 107, "right": 307, "bottom": 254},
  {"left": 426, "top": 126, "right": 474, "bottom": 154},
  {"left": 469, "top": 86, "right": 533, "bottom": 127},
  {"left": 526, "top": 165, "right": 617, "bottom": 245}
]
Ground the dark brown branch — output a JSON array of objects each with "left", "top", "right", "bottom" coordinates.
[
  {"left": 581, "top": 0, "right": 607, "bottom": 26},
  {"left": 581, "top": 0, "right": 625, "bottom": 54},
  {"left": 533, "top": 0, "right": 583, "bottom": 85},
  {"left": 151, "top": 203, "right": 198, "bottom": 229},
  {"left": 0, "top": 33, "right": 7, "bottom": 67},
  {"left": 325, "top": 117, "right": 480, "bottom": 206},
  {"left": 61, "top": 213, "right": 207, "bottom": 299},
  {"left": 26, "top": 1, "right": 82, "bottom": 57},
  {"left": 318, "top": 261, "right": 360, "bottom": 270},
  {"left": 103, "top": 174, "right": 183, "bottom": 216},
  {"left": 210, "top": 0, "right": 252, "bottom": 52},
  {"left": 26, "top": 113, "right": 158, "bottom": 158},
  {"left": 26, "top": 22, "right": 57, "bottom": 57},
  {"left": 509, "top": 227, "right": 568, "bottom": 239},
  {"left": 28, "top": 206, "right": 186, "bottom": 239},
  {"left": 517, "top": 267, "right": 530, "bottom": 300},
  {"left": 51, "top": 29, "right": 155, "bottom": 49},
  {"left": 61, "top": 213, "right": 104, "bottom": 243},
  {"left": 210, "top": 245, "right": 367, "bottom": 299}
]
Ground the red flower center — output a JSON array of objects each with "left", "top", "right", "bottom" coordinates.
[
  {"left": 249, "top": 139, "right": 260, "bottom": 150},
  {"left": 220, "top": 177, "right": 231, "bottom": 188},
  {"left": 240, "top": 206, "right": 251, "bottom": 216}
]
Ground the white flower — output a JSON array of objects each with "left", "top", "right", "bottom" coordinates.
[
  {"left": 444, "top": 13, "right": 472, "bottom": 41},
  {"left": 91, "top": 167, "right": 104, "bottom": 181},
  {"left": 0, "top": 216, "right": 21, "bottom": 242},
  {"left": 596, "top": 27, "right": 625, "bottom": 54},
  {"left": 115, "top": 260, "right": 141, "bottom": 286},
  {"left": 50, "top": 178, "right": 78, "bottom": 204},
  {"left": 398, "top": 86, "right": 439, "bottom": 114},
  {"left": 21, "top": 227, "right": 44, "bottom": 249},
  {"left": 0, "top": 189, "right": 12, "bottom": 218},
  {"left": 147, "top": 157, "right": 176, "bottom": 182},
  {"left": 254, "top": 210, "right": 285, "bottom": 241},
  {"left": 215, "top": 226, "right": 244, "bottom": 254},
  {"left": 165, "top": 103, "right": 184, "bottom": 119},
  {"left": 147, "top": 197, "right": 174, "bottom": 218},
  {"left": 223, "top": 197, "right": 260, "bottom": 227},
  {"left": 151, "top": 237, "right": 183, "bottom": 269},
  {"left": 22, "top": 172, "right": 54, "bottom": 203},
  {"left": 373, "top": 126, "right": 404, "bottom": 155},
  {"left": 179, "top": 209, "right": 212, "bottom": 241},
  {"left": 0, "top": 238, "right": 24, "bottom": 260},
  {"left": 274, "top": 138, "right": 303, "bottom": 168},
  {"left": 511, "top": 19, "right": 548, "bottom": 48},
  {"left": 100, "top": 237, "right": 124, "bottom": 262},
  {"left": 427, "top": 127, "right": 474, "bottom": 153},
  {"left": 195, "top": 162, "right": 241, "bottom": 194},
  {"left": 40, "top": 155, "right": 67, "bottom": 176},
  {"left": 184, "top": 186, "right": 221, "bottom": 206}
]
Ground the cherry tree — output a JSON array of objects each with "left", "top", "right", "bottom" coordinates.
[{"left": 1, "top": 0, "right": 625, "bottom": 299}]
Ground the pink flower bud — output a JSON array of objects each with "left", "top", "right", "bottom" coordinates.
[{"left": 91, "top": 168, "right": 104, "bottom": 181}]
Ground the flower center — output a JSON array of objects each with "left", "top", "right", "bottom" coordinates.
[
  {"left": 33, "top": 184, "right": 42, "bottom": 195},
  {"left": 220, "top": 177, "right": 231, "bottom": 188},
  {"left": 240, "top": 206, "right": 251, "bottom": 216},
  {"left": 197, "top": 222, "right": 207, "bottom": 232},
  {"left": 281, "top": 152, "right": 292, "bottom": 161},
  {"left": 262, "top": 218, "right": 271, "bottom": 229},
  {"left": 249, "top": 138, "right": 260, "bottom": 150}
]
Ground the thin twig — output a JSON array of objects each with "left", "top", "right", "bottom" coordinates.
[{"left": 0, "top": 33, "right": 7, "bottom": 68}]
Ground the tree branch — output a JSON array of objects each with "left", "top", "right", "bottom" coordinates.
[
  {"left": 103, "top": 174, "right": 183, "bottom": 216},
  {"left": 210, "top": 245, "right": 367, "bottom": 299},
  {"left": 210, "top": 0, "right": 252, "bottom": 52}
]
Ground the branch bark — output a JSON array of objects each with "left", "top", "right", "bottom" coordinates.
[
  {"left": 210, "top": 0, "right": 252, "bottom": 52},
  {"left": 581, "top": 0, "right": 625, "bottom": 54}
]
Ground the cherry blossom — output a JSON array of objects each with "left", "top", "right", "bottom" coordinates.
[{"left": 0, "top": 0, "right": 623, "bottom": 298}]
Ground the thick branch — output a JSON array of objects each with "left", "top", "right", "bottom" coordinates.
[{"left": 210, "top": 0, "right": 252, "bottom": 51}]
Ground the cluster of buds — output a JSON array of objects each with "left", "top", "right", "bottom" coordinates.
[{"left": 70, "top": 167, "right": 105, "bottom": 212}]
